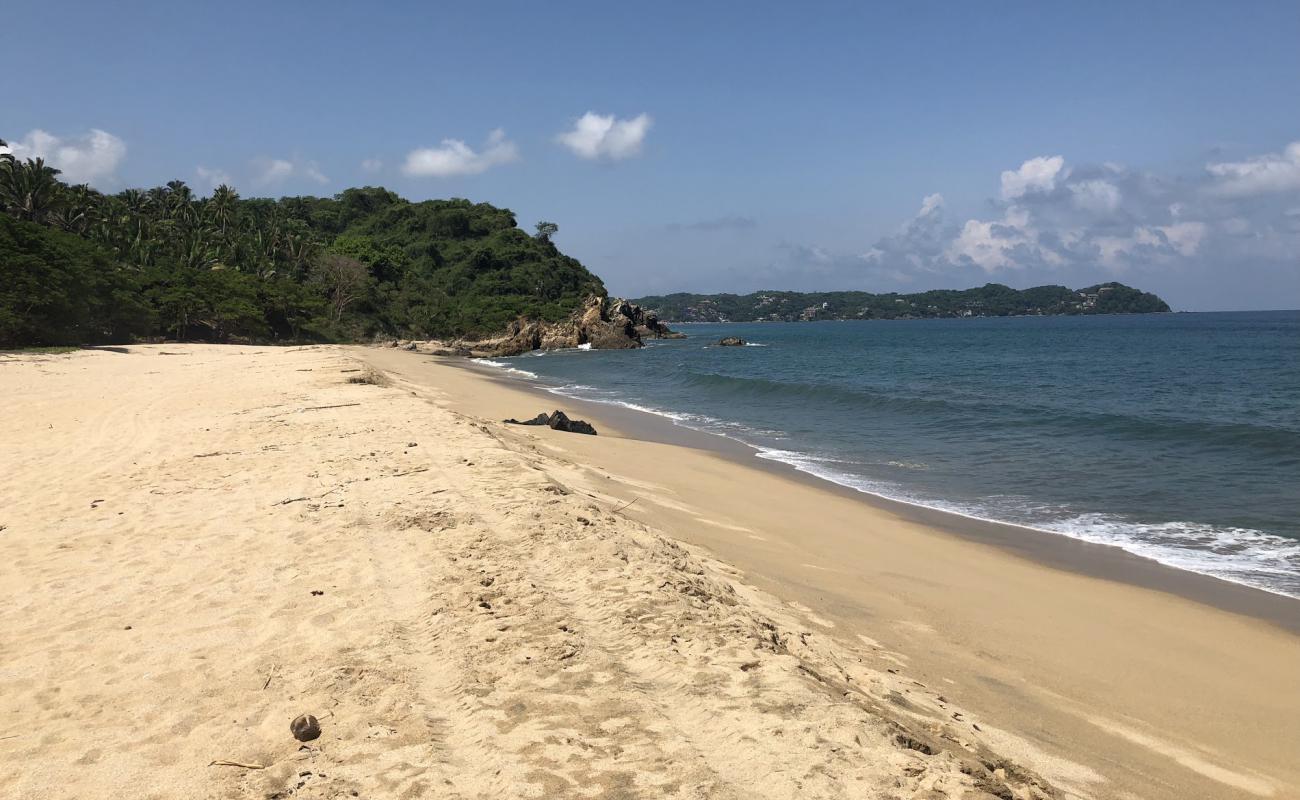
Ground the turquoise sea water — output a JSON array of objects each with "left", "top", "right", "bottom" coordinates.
[{"left": 478, "top": 311, "right": 1300, "bottom": 597}]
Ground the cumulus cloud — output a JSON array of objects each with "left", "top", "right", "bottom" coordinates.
[
  {"left": 918, "top": 192, "right": 945, "bottom": 216},
  {"left": 252, "top": 157, "right": 329, "bottom": 188},
  {"left": 3, "top": 128, "right": 126, "bottom": 186},
  {"left": 1000, "top": 155, "right": 1065, "bottom": 200},
  {"left": 556, "top": 112, "right": 652, "bottom": 160},
  {"left": 946, "top": 206, "right": 1063, "bottom": 271},
  {"left": 195, "top": 165, "right": 234, "bottom": 192},
  {"left": 401, "top": 129, "right": 519, "bottom": 178},
  {"left": 360, "top": 158, "right": 383, "bottom": 173},
  {"left": 859, "top": 151, "right": 1275, "bottom": 276},
  {"left": 1205, "top": 141, "right": 1300, "bottom": 196},
  {"left": 863, "top": 193, "right": 950, "bottom": 271},
  {"left": 823, "top": 137, "right": 1300, "bottom": 308},
  {"left": 1070, "top": 179, "right": 1121, "bottom": 212}
]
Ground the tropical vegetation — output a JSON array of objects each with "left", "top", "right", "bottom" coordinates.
[
  {"left": 633, "top": 283, "right": 1171, "bottom": 323},
  {"left": 0, "top": 140, "right": 604, "bottom": 348}
]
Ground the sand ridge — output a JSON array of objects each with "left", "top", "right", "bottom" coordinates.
[{"left": 0, "top": 345, "right": 1060, "bottom": 799}]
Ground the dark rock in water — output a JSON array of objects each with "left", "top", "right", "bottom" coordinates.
[
  {"left": 290, "top": 714, "right": 321, "bottom": 742},
  {"left": 504, "top": 410, "right": 597, "bottom": 435},
  {"left": 718, "top": 337, "right": 746, "bottom": 346}
]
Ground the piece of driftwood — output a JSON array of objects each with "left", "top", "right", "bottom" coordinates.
[{"left": 208, "top": 760, "right": 265, "bottom": 769}]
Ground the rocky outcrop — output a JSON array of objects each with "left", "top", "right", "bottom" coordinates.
[
  {"left": 453, "top": 295, "right": 683, "bottom": 357},
  {"left": 610, "top": 299, "right": 687, "bottom": 341},
  {"left": 719, "top": 336, "right": 746, "bottom": 346},
  {"left": 376, "top": 296, "right": 684, "bottom": 357}
]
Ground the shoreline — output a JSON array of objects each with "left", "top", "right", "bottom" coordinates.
[
  {"left": 3, "top": 343, "right": 1089, "bottom": 800},
  {"left": 6, "top": 344, "right": 1298, "bottom": 800},
  {"left": 454, "top": 354, "right": 1300, "bottom": 634},
  {"left": 359, "top": 344, "right": 1300, "bottom": 800}
]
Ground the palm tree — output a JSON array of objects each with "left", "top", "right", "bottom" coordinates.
[
  {"left": 165, "top": 180, "right": 197, "bottom": 227},
  {"left": 180, "top": 227, "right": 219, "bottom": 270},
  {"left": 120, "top": 188, "right": 151, "bottom": 217},
  {"left": 48, "top": 183, "right": 102, "bottom": 235},
  {"left": 207, "top": 184, "right": 239, "bottom": 235},
  {"left": 0, "top": 157, "right": 64, "bottom": 223}
]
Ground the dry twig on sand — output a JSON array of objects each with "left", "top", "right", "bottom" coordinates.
[
  {"left": 208, "top": 760, "right": 265, "bottom": 770},
  {"left": 613, "top": 497, "right": 639, "bottom": 514},
  {"left": 390, "top": 467, "right": 430, "bottom": 478},
  {"left": 267, "top": 402, "right": 362, "bottom": 419}
]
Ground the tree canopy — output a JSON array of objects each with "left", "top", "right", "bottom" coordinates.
[
  {"left": 0, "top": 155, "right": 605, "bottom": 348},
  {"left": 632, "top": 283, "right": 1171, "bottom": 323}
]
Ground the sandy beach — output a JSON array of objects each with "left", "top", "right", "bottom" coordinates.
[{"left": 2, "top": 344, "right": 1298, "bottom": 800}]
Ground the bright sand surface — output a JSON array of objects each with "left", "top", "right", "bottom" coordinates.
[{"left": 0, "top": 345, "right": 1296, "bottom": 800}]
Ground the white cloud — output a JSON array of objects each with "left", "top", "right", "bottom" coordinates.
[
  {"left": 946, "top": 206, "right": 1059, "bottom": 271},
  {"left": 196, "top": 165, "right": 234, "bottom": 192},
  {"left": 1092, "top": 225, "right": 1204, "bottom": 269},
  {"left": 258, "top": 158, "right": 293, "bottom": 184},
  {"left": 1159, "top": 221, "right": 1208, "bottom": 256},
  {"left": 252, "top": 157, "right": 329, "bottom": 188},
  {"left": 302, "top": 162, "right": 328, "bottom": 184},
  {"left": 733, "top": 141, "right": 1299, "bottom": 306},
  {"left": 360, "top": 158, "right": 383, "bottom": 173},
  {"left": 1205, "top": 141, "right": 1300, "bottom": 196},
  {"left": 401, "top": 128, "right": 519, "bottom": 178},
  {"left": 556, "top": 112, "right": 652, "bottom": 160},
  {"left": 1070, "top": 179, "right": 1121, "bottom": 212},
  {"left": 3, "top": 128, "right": 126, "bottom": 186},
  {"left": 863, "top": 194, "right": 953, "bottom": 271},
  {"left": 1000, "top": 155, "right": 1066, "bottom": 200},
  {"left": 897, "top": 152, "right": 1227, "bottom": 274}
]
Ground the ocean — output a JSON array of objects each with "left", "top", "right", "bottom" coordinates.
[{"left": 476, "top": 311, "right": 1300, "bottom": 598}]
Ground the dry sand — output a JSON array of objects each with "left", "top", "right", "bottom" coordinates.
[{"left": 1, "top": 344, "right": 1296, "bottom": 800}]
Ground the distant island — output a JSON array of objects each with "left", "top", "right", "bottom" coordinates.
[{"left": 631, "top": 282, "right": 1170, "bottom": 323}]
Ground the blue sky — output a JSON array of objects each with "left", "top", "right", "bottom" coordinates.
[{"left": 4, "top": 1, "right": 1299, "bottom": 310}]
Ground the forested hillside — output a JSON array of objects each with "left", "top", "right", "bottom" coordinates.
[
  {"left": 0, "top": 143, "right": 604, "bottom": 348},
  {"left": 633, "top": 283, "right": 1171, "bottom": 323}
]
